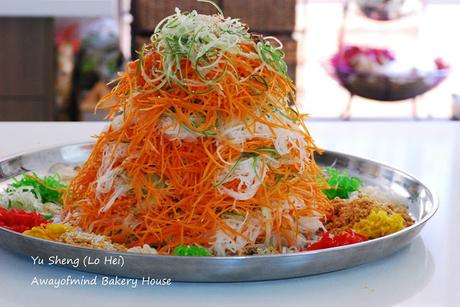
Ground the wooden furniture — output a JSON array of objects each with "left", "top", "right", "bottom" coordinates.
[
  {"left": 0, "top": 18, "right": 55, "bottom": 121},
  {"left": 130, "top": 0, "right": 297, "bottom": 81}
]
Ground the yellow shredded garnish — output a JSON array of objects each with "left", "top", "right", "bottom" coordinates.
[
  {"left": 352, "top": 209, "right": 405, "bottom": 239},
  {"left": 23, "top": 223, "right": 73, "bottom": 241}
]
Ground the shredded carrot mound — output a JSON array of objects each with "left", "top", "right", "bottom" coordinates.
[{"left": 63, "top": 8, "right": 331, "bottom": 255}]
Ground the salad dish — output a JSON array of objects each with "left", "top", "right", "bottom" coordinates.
[
  {"left": 0, "top": 4, "right": 437, "bottom": 281},
  {"left": 0, "top": 144, "right": 437, "bottom": 281}
]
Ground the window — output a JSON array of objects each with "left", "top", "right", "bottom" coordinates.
[{"left": 295, "top": 0, "right": 459, "bottom": 119}]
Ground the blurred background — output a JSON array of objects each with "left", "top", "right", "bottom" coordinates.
[{"left": 0, "top": 0, "right": 458, "bottom": 121}]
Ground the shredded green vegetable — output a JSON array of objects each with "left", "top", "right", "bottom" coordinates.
[
  {"left": 173, "top": 244, "right": 211, "bottom": 256},
  {"left": 41, "top": 213, "right": 54, "bottom": 221},
  {"left": 322, "top": 167, "right": 362, "bottom": 200},
  {"left": 257, "top": 41, "right": 289, "bottom": 78},
  {"left": 136, "top": 5, "right": 289, "bottom": 94},
  {"left": 9, "top": 173, "right": 67, "bottom": 204}
]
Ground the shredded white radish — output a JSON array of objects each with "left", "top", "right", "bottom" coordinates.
[
  {"left": 98, "top": 143, "right": 128, "bottom": 177},
  {"left": 99, "top": 184, "right": 130, "bottom": 213},
  {"left": 96, "top": 167, "right": 124, "bottom": 196},
  {"left": 95, "top": 143, "right": 130, "bottom": 212},
  {"left": 159, "top": 115, "right": 201, "bottom": 141},
  {"left": 212, "top": 216, "right": 262, "bottom": 256},
  {"left": 0, "top": 186, "right": 43, "bottom": 212},
  {"left": 217, "top": 157, "right": 267, "bottom": 200},
  {"left": 220, "top": 118, "right": 310, "bottom": 172},
  {"left": 299, "top": 216, "right": 325, "bottom": 234},
  {"left": 0, "top": 186, "right": 63, "bottom": 218},
  {"left": 110, "top": 114, "right": 124, "bottom": 131},
  {"left": 127, "top": 244, "right": 158, "bottom": 254},
  {"left": 261, "top": 207, "right": 273, "bottom": 246}
]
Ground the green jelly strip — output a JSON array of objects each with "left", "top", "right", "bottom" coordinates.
[
  {"left": 9, "top": 172, "right": 67, "bottom": 204},
  {"left": 173, "top": 245, "right": 211, "bottom": 256},
  {"left": 322, "top": 167, "right": 362, "bottom": 200}
]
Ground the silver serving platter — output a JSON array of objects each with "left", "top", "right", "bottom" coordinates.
[{"left": 0, "top": 143, "right": 438, "bottom": 282}]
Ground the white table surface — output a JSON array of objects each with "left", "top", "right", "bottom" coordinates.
[{"left": 0, "top": 121, "right": 459, "bottom": 307}]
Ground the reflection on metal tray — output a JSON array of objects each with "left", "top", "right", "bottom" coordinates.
[{"left": 0, "top": 143, "right": 438, "bottom": 282}]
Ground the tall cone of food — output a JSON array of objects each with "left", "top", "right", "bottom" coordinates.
[{"left": 63, "top": 7, "right": 332, "bottom": 255}]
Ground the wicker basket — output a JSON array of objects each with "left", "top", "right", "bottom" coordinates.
[
  {"left": 223, "top": 0, "right": 296, "bottom": 32},
  {"left": 132, "top": 0, "right": 220, "bottom": 32}
]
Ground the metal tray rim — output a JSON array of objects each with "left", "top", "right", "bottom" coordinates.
[{"left": 0, "top": 142, "right": 439, "bottom": 260}]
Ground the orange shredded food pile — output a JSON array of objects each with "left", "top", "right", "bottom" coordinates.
[{"left": 62, "top": 9, "right": 332, "bottom": 255}]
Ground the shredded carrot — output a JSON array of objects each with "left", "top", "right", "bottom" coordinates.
[{"left": 63, "top": 10, "right": 332, "bottom": 255}]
